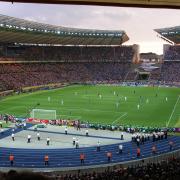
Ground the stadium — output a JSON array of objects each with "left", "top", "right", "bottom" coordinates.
[{"left": 0, "top": 1, "right": 180, "bottom": 179}]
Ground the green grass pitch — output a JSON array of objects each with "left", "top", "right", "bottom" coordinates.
[{"left": 0, "top": 85, "right": 180, "bottom": 128}]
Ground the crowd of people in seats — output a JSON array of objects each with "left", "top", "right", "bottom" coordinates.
[
  {"left": 164, "top": 45, "right": 180, "bottom": 60},
  {"left": 1, "top": 44, "right": 180, "bottom": 92},
  {"left": 160, "top": 61, "right": 180, "bottom": 84},
  {"left": 1, "top": 61, "right": 180, "bottom": 92},
  {"left": 0, "top": 62, "right": 131, "bottom": 91},
  {"left": 0, "top": 157, "right": 179, "bottom": 179},
  {"left": 0, "top": 45, "right": 135, "bottom": 62},
  {"left": 148, "top": 68, "right": 161, "bottom": 82},
  {"left": 124, "top": 71, "right": 137, "bottom": 81}
]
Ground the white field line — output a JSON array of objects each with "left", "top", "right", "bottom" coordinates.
[
  {"left": 82, "top": 95, "right": 124, "bottom": 101},
  {"left": 57, "top": 114, "right": 82, "bottom": 119},
  {"left": 112, "top": 112, "right": 127, "bottom": 125},
  {"left": 61, "top": 107, "right": 125, "bottom": 114},
  {"left": 167, "top": 96, "right": 180, "bottom": 127},
  {"left": 83, "top": 94, "right": 124, "bottom": 98}
]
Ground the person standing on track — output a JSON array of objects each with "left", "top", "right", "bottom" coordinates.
[
  {"left": 85, "top": 129, "right": 89, "bottom": 136},
  {"left": 152, "top": 144, "right": 157, "bottom": 155},
  {"left": 37, "top": 132, "right": 40, "bottom": 141},
  {"left": 65, "top": 126, "right": 68, "bottom": 135},
  {"left": 44, "top": 155, "right": 49, "bottom": 166},
  {"left": 75, "top": 138, "right": 79, "bottom": 149},
  {"left": 169, "top": 141, "right": 174, "bottom": 151},
  {"left": 80, "top": 153, "right": 85, "bottom": 165},
  {"left": 73, "top": 137, "right": 76, "bottom": 146},
  {"left": 118, "top": 144, "right": 123, "bottom": 154},
  {"left": 137, "top": 147, "right": 141, "bottom": 158},
  {"left": 121, "top": 132, "right": 124, "bottom": 140},
  {"left": 9, "top": 154, "right": 14, "bottom": 166},
  {"left": 23, "top": 121, "right": 27, "bottom": 130},
  {"left": 107, "top": 152, "right": 112, "bottom": 163},
  {"left": 77, "top": 120, "right": 81, "bottom": 131},
  {"left": 47, "top": 137, "right": 50, "bottom": 146},
  {"left": 11, "top": 133, "right": 15, "bottom": 141},
  {"left": 97, "top": 141, "right": 101, "bottom": 152},
  {"left": 27, "top": 134, "right": 31, "bottom": 143}
]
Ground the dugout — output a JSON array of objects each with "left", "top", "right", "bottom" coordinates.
[{"left": 137, "top": 72, "right": 150, "bottom": 81}]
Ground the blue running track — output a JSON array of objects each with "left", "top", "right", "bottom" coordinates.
[{"left": 0, "top": 124, "right": 179, "bottom": 168}]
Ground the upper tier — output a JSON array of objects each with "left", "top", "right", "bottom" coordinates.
[
  {"left": 155, "top": 26, "right": 180, "bottom": 44},
  {"left": 0, "top": 14, "right": 129, "bottom": 45}
]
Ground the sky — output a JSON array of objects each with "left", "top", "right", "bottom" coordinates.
[{"left": 0, "top": 2, "right": 180, "bottom": 54}]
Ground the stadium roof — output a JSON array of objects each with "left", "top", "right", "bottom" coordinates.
[
  {"left": 1, "top": 0, "right": 180, "bottom": 9},
  {"left": 154, "top": 26, "right": 180, "bottom": 44},
  {"left": 0, "top": 14, "right": 128, "bottom": 45}
]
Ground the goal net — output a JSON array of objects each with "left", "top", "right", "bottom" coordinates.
[{"left": 30, "top": 109, "right": 56, "bottom": 120}]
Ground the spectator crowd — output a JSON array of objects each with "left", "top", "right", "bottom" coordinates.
[
  {"left": 160, "top": 61, "right": 180, "bottom": 83},
  {"left": 0, "top": 45, "right": 135, "bottom": 62},
  {"left": 164, "top": 45, "right": 180, "bottom": 60},
  {"left": 0, "top": 44, "right": 138, "bottom": 91},
  {"left": 0, "top": 157, "right": 179, "bottom": 179},
  {"left": 0, "top": 62, "right": 131, "bottom": 91},
  {"left": 0, "top": 44, "right": 180, "bottom": 92}
]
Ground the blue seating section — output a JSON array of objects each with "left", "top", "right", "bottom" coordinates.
[{"left": 0, "top": 125, "right": 180, "bottom": 168}]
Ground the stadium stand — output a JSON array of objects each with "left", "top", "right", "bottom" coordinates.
[
  {"left": 0, "top": 14, "right": 139, "bottom": 91},
  {"left": 147, "top": 60, "right": 180, "bottom": 86},
  {"left": 42, "top": 157, "right": 180, "bottom": 180},
  {"left": 141, "top": 27, "right": 180, "bottom": 85},
  {"left": 0, "top": 44, "right": 135, "bottom": 62},
  {"left": 155, "top": 26, "right": 180, "bottom": 44},
  {"left": 164, "top": 45, "right": 180, "bottom": 60},
  {"left": 148, "top": 68, "right": 162, "bottom": 82},
  {"left": 160, "top": 61, "right": 180, "bottom": 84},
  {"left": 0, "top": 62, "right": 132, "bottom": 90},
  {"left": 0, "top": 14, "right": 128, "bottom": 46},
  {"left": 0, "top": 157, "right": 179, "bottom": 179}
]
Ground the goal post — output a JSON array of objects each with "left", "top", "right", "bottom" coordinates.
[{"left": 30, "top": 109, "right": 56, "bottom": 120}]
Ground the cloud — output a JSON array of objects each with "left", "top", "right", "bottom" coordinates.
[
  {"left": 0, "top": 3, "right": 134, "bottom": 28},
  {"left": 125, "top": 41, "right": 165, "bottom": 54}
]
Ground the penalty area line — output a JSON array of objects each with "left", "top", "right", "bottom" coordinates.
[
  {"left": 112, "top": 112, "right": 127, "bottom": 125},
  {"left": 166, "top": 96, "right": 180, "bottom": 127}
]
